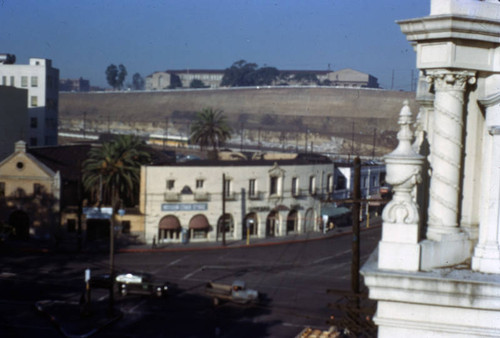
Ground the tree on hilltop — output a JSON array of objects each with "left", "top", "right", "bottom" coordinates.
[
  {"left": 221, "top": 60, "right": 279, "bottom": 87},
  {"left": 105, "top": 64, "right": 127, "bottom": 90},
  {"left": 132, "top": 73, "right": 145, "bottom": 90}
]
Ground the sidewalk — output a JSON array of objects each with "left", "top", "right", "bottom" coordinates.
[{"left": 119, "top": 217, "right": 382, "bottom": 253}]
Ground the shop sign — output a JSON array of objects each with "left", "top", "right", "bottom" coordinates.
[
  {"left": 83, "top": 207, "right": 112, "bottom": 219},
  {"left": 161, "top": 203, "right": 208, "bottom": 212}
]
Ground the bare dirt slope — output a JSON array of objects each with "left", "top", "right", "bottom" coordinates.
[{"left": 59, "top": 87, "right": 417, "bottom": 156}]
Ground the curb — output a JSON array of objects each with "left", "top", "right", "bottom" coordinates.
[{"left": 117, "top": 224, "right": 381, "bottom": 254}]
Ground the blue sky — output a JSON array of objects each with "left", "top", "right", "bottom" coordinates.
[{"left": 1, "top": 0, "right": 429, "bottom": 90}]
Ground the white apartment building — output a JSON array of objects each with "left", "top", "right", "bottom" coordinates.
[
  {"left": 0, "top": 56, "right": 59, "bottom": 146},
  {"left": 140, "top": 153, "right": 335, "bottom": 244}
]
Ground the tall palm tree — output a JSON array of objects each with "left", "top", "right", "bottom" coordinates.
[
  {"left": 82, "top": 134, "right": 151, "bottom": 313},
  {"left": 82, "top": 134, "right": 151, "bottom": 208},
  {"left": 190, "top": 108, "right": 233, "bottom": 152}
]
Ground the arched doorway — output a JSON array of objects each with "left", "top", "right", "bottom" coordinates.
[
  {"left": 217, "top": 214, "right": 234, "bottom": 238},
  {"left": 286, "top": 210, "right": 299, "bottom": 234},
  {"left": 189, "top": 214, "right": 210, "bottom": 239},
  {"left": 158, "top": 215, "right": 181, "bottom": 241},
  {"left": 304, "top": 208, "right": 315, "bottom": 232},
  {"left": 266, "top": 210, "right": 279, "bottom": 237},
  {"left": 243, "top": 213, "right": 258, "bottom": 239},
  {"left": 8, "top": 210, "right": 29, "bottom": 240}
]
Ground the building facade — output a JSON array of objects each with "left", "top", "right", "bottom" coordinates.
[
  {"left": 325, "top": 68, "right": 379, "bottom": 88},
  {"left": 145, "top": 68, "right": 379, "bottom": 90},
  {"left": 362, "top": 1, "right": 500, "bottom": 336},
  {"left": 0, "top": 86, "right": 28, "bottom": 161},
  {"left": 59, "top": 77, "right": 90, "bottom": 92},
  {"left": 0, "top": 141, "right": 60, "bottom": 239},
  {"left": 140, "top": 154, "right": 335, "bottom": 244},
  {"left": 0, "top": 56, "right": 59, "bottom": 147}
]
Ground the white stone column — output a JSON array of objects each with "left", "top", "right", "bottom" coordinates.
[
  {"left": 472, "top": 93, "right": 500, "bottom": 274},
  {"left": 425, "top": 70, "right": 476, "bottom": 241}
]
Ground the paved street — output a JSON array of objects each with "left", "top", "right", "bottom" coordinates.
[{"left": 0, "top": 226, "right": 380, "bottom": 337}]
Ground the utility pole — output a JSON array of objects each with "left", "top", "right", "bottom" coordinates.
[
  {"left": 164, "top": 116, "right": 169, "bottom": 149},
  {"left": 77, "top": 160, "right": 83, "bottom": 252},
  {"left": 372, "top": 128, "right": 377, "bottom": 159},
  {"left": 108, "top": 191, "right": 116, "bottom": 316},
  {"left": 222, "top": 173, "right": 226, "bottom": 246},
  {"left": 83, "top": 111, "right": 87, "bottom": 139},
  {"left": 351, "top": 157, "right": 361, "bottom": 297},
  {"left": 240, "top": 122, "right": 244, "bottom": 151},
  {"left": 305, "top": 128, "right": 309, "bottom": 153}
]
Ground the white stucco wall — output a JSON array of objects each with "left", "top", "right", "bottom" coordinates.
[{"left": 142, "top": 161, "right": 333, "bottom": 243}]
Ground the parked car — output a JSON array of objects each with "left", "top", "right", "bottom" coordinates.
[
  {"left": 115, "top": 272, "right": 169, "bottom": 297},
  {"left": 205, "top": 280, "right": 259, "bottom": 306}
]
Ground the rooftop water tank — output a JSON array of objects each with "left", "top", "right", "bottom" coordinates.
[{"left": 0, "top": 54, "right": 16, "bottom": 64}]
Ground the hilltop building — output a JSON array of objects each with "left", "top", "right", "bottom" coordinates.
[
  {"left": 145, "top": 68, "right": 379, "bottom": 90},
  {"left": 325, "top": 69, "right": 379, "bottom": 89},
  {"left": 59, "top": 77, "right": 90, "bottom": 92},
  {"left": 145, "top": 70, "right": 223, "bottom": 90},
  {"left": 362, "top": 0, "right": 500, "bottom": 336},
  {"left": 0, "top": 55, "right": 59, "bottom": 147}
]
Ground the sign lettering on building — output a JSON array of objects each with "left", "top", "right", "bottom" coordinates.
[{"left": 161, "top": 203, "right": 208, "bottom": 212}]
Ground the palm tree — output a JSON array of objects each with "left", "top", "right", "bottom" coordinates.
[
  {"left": 190, "top": 108, "right": 232, "bottom": 152},
  {"left": 82, "top": 134, "right": 151, "bottom": 314},
  {"left": 82, "top": 134, "right": 151, "bottom": 208}
]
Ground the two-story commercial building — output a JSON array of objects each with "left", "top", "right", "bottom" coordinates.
[{"left": 140, "top": 152, "right": 335, "bottom": 244}]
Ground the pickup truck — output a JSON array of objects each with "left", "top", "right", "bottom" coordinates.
[
  {"left": 205, "top": 280, "right": 259, "bottom": 306},
  {"left": 115, "top": 272, "right": 169, "bottom": 297}
]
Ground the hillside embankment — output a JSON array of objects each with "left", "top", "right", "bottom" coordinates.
[{"left": 59, "top": 87, "right": 417, "bottom": 157}]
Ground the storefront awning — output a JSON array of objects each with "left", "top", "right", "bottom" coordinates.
[
  {"left": 159, "top": 216, "right": 181, "bottom": 230},
  {"left": 321, "top": 204, "right": 351, "bottom": 218},
  {"left": 189, "top": 215, "right": 209, "bottom": 229}
]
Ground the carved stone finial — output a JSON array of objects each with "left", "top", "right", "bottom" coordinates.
[
  {"left": 388, "top": 101, "right": 418, "bottom": 158},
  {"left": 379, "top": 102, "right": 425, "bottom": 271}
]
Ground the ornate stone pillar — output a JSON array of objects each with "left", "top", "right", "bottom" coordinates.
[
  {"left": 425, "top": 70, "right": 476, "bottom": 241},
  {"left": 472, "top": 92, "right": 500, "bottom": 274},
  {"left": 378, "top": 101, "right": 424, "bottom": 271}
]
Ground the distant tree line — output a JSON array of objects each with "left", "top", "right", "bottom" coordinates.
[
  {"left": 105, "top": 64, "right": 145, "bottom": 90},
  {"left": 221, "top": 59, "right": 332, "bottom": 87},
  {"left": 105, "top": 59, "right": 333, "bottom": 91}
]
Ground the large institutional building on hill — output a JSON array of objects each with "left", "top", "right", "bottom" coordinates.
[{"left": 145, "top": 68, "right": 379, "bottom": 90}]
